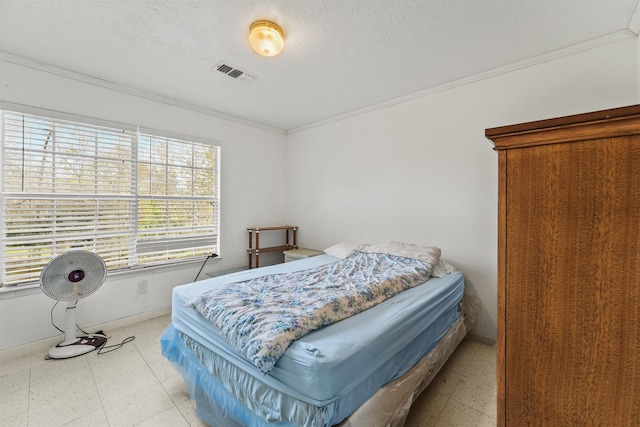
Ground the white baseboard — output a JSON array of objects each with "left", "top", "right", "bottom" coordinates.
[
  {"left": 0, "top": 308, "right": 171, "bottom": 363},
  {"left": 467, "top": 331, "right": 497, "bottom": 346}
]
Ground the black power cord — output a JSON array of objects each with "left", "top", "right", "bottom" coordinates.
[
  {"left": 50, "top": 300, "right": 66, "bottom": 333},
  {"left": 194, "top": 253, "right": 219, "bottom": 281},
  {"left": 96, "top": 334, "right": 136, "bottom": 355}
]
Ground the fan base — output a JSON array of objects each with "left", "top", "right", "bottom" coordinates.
[{"left": 48, "top": 334, "right": 107, "bottom": 359}]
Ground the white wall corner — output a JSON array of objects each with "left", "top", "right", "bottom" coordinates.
[{"left": 629, "top": 0, "right": 640, "bottom": 35}]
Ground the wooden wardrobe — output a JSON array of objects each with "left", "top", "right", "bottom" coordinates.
[{"left": 486, "top": 105, "right": 640, "bottom": 426}]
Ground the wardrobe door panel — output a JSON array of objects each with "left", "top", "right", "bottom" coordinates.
[{"left": 504, "top": 137, "right": 640, "bottom": 425}]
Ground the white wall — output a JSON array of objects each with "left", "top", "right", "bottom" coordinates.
[
  {"left": 286, "top": 36, "right": 640, "bottom": 343},
  {"left": 0, "top": 60, "right": 289, "bottom": 351}
]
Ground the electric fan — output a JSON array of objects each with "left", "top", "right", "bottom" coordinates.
[{"left": 39, "top": 250, "right": 108, "bottom": 359}]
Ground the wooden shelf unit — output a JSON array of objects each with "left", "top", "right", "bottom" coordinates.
[{"left": 247, "top": 226, "right": 298, "bottom": 268}]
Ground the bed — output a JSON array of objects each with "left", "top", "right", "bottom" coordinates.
[{"left": 160, "top": 242, "right": 479, "bottom": 427}]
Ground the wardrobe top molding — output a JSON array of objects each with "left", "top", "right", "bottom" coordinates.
[{"left": 486, "top": 104, "right": 640, "bottom": 151}]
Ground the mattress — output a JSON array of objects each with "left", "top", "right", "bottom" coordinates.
[
  {"left": 161, "top": 315, "right": 469, "bottom": 427},
  {"left": 166, "top": 254, "right": 465, "bottom": 426}
]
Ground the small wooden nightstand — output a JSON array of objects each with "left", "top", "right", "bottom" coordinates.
[{"left": 283, "top": 248, "right": 324, "bottom": 263}]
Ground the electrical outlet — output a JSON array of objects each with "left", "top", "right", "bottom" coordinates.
[{"left": 137, "top": 279, "right": 148, "bottom": 294}]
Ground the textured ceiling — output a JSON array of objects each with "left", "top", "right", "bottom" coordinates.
[{"left": 1, "top": 0, "right": 639, "bottom": 131}]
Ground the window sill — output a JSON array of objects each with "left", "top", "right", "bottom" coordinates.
[
  {"left": 0, "top": 257, "right": 217, "bottom": 300},
  {"left": 0, "top": 283, "right": 41, "bottom": 299}
]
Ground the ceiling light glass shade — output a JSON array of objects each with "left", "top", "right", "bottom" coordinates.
[{"left": 249, "top": 20, "right": 284, "bottom": 57}]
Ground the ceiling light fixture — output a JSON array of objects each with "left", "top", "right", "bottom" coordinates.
[{"left": 249, "top": 20, "right": 284, "bottom": 57}]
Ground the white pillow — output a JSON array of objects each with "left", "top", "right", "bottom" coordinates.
[
  {"left": 323, "top": 242, "right": 360, "bottom": 258},
  {"left": 363, "top": 241, "right": 441, "bottom": 268},
  {"left": 431, "top": 257, "right": 458, "bottom": 278},
  {"left": 387, "top": 241, "right": 456, "bottom": 277}
]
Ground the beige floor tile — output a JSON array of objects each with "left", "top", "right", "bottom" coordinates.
[
  {"left": 472, "top": 343, "right": 497, "bottom": 365},
  {"left": 0, "top": 367, "right": 30, "bottom": 395},
  {"left": 29, "top": 355, "right": 89, "bottom": 386},
  {"left": 149, "top": 357, "right": 182, "bottom": 383},
  {"left": 158, "top": 314, "right": 172, "bottom": 326},
  {"left": 427, "top": 367, "right": 463, "bottom": 397},
  {"left": 461, "top": 357, "right": 496, "bottom": 389},
  {"left": 0, "top": 356, "right": 31, "bottom": 377},
  {"left": 95, "top": 363, "right": 160, "bottom": 404},
  {"left": 29, "top": 348, "right": 54, "bottom": 368},
  {"left": 123, "top": 317, "right": 167, "bottom": 338},
  {"left": 0, "top": 368, "right": 30, "bottom": 423},
  {"left": 88, "top": 345, "right": 147, "bottom": 384},
  {"left": 62, "top": 407, "right": 109, "bottom": 427},
  {"left": 0, "top": 411, "right": 28, "bottom": 427},
  {"left": 0, "top": 387, "right": 29, "bottom": 421},
  {"left": 138, "top": 340, "right": 164, "bottom": 365},
  {"left": 407, "top": 340, "right": 496, "bottom": 427},
  {"left": 133, "top": 325, "right": 166, "bottom": 350},
  {"left": 441, "top": 339, "right": 481, "bottom": 374},
  {"left": 176, "top": 399, "right": 210, "bottom": 427},
  {"left": 450, "top": 374, "right": 497, "bottom": 419},
  {"left": 136, "top": 406, "right": 190, "bottom": 427},
  {"left": 405, "top": 387, "right": 450, "bottom": 427},
  {"left": 102, "top": 382, "right": 174, "bottom": 427},
  {"left": 29, "top": 366, "right": 99, "bottom": 409},
  {"left": 162, "top": 374, "right": 191, "bottom": 405},
  {"left": 28, "top": 399, "right": 103, "bottom": 427},
  {"left": 434, "top": 398, "right": 495, "bottom": 427}
]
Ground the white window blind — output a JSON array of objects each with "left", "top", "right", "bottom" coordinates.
[
  {"left": 1, "top": 109, "right": 220, "bottom": 286},
  {"left": 136, "top": 130, "right": 219, "bottom": 264}
]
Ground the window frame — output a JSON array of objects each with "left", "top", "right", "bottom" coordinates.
[{"left": 0, "top": 103, "right": 220, "bottom": 287}]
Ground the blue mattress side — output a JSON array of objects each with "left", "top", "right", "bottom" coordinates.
[
  {"left": 162, "top": 304, "right": 462, "bottom": 426},
  {"left": 161, "top": 324, "right": 300, "bottom": 427}
]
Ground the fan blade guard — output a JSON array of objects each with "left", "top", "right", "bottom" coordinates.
[{"left": 39, "top": 251, "right": 107, "bottom": 301}]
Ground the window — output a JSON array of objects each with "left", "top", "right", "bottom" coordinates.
[{"left": 1, "top": 108, "right": 220, "bottom": 286}]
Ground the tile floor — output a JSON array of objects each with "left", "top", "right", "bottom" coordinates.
[{"left": 0, "top": 315, "right": 496, "bottom": 427}]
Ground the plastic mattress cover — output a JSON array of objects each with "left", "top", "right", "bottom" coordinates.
[
  {"left": 160, "top": 294, "right": 481, "bottom": 427},
  {"left": 338, "top": 294, "right": 481, "bottom": 427}
]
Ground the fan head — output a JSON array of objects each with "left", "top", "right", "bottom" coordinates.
[{"left": 39, "top": 251, "right": 107, "bottom": 301}]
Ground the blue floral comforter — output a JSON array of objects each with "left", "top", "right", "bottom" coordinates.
[{"left": 187, "top": 247, "right": 439, "bottom": 374}]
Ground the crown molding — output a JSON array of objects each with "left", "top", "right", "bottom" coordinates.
[
  {"left": 0, "top": 51, "right": 286, "bottom": 135},
  {"left": 287, "top": 29, "right": 637, "bottom": 134}
]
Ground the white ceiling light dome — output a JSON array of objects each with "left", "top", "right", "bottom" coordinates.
[{"left": 249, "top": 20, "right": 284, "bottom": 57}]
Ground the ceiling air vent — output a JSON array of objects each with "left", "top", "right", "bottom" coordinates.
[{"left": 213, "top": 61, "right": 257, "bottom": 83}]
